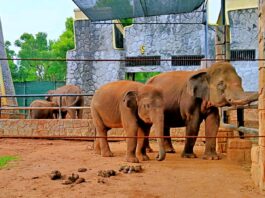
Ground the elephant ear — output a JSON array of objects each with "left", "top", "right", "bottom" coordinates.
[
  {"left": 46, "top": 90, "right": 55, "bottom": 101},
  {"left": 123, "top": 91, "right": 138, "bottom": 110},
  {"left": 187, "top": 72, "right": 209, "bottom": 100}
]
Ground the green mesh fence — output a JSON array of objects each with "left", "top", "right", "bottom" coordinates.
[
  {"left": 73, "top": 0, "right": 205, "bottom": 21},
  {"left": 14, "top": 81, "right": 66, "bottom": 108}
]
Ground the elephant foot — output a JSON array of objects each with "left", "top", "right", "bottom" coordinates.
[
  {"left": 126, "top": 156, "right": 139, "bottom": 163},
  {"left": 146, "top": 146, "right": 154, "bottom": 153},
  {"left": 94, "top": 149, "right": 101, "bottom": 155},
  {"left": 138, "top": 154, "right": 150, "bottom": 161},
  {"left": 101, "top": 151, "right": 114, "bottom": 157},
  {"left": 181, "top": 152, "right": 197, "bottom": 158},
  {"left": 202, "top": 153, "right": 221, "bottom": 160},
  {"left": 165, "top": 147, "right": 176, "bottom": 153}
]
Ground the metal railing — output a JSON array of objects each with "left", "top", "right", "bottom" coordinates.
[{"left": 0, "top": 93, "right": 93, "bottom": 119}]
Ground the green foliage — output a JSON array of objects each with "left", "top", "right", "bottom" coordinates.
[
  {"left": 49, "top": 17, "right": 75, "bottom": 81},
  {"left": 120, "top": 18, "right": 133, "bottom": 27},
  {"left": 127, "top": 72, "right": 160, "bottom": 83},
  {"left": 11, "top": 17, "right": 74, "bottom": 82},
  {"left": 4, "top": 41, "right": 19, "bottom": 81},
  {"left": 0, "top": 156, "right": 17, "bottom": 168}
]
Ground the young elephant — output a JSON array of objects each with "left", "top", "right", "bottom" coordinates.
[
  {"left": 46, "top": 85, "right": 83, "bottom": 119},
  {"left": 29, "top": 100, "right": 58, "bottom": 119},
  {"left": 91, "top": 80, "right": 166, "bottom": 163}
]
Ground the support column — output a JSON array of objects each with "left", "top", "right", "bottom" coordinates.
[
  {"left": 251, "top": 0, "right": 265, "bottom": 191},
  {"left": 215, "top": 25, "right": 230, "bottom": 61}
]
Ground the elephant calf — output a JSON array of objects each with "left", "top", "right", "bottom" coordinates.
[
  {"left": 29, "top": 100, "right": 58, "bottom": 119},
  {"left": 91, "top": 80, "right": 166, "bottom": 163},
  {"left": 46, "top": 85, "right": 84, "bottom": 119}
]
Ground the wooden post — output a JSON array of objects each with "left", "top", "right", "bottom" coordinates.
[{"left": 251, "top": 0, "right": 265, "bottom": 191}]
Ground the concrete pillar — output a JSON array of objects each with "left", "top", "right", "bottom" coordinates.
[
  {"left": 251, "top": 0, "right": 265, "bottom": 191},
  {"left": 0, "top": 19, "right": 17, "bottom": 108},
  {"left": 215, "top": 25, "right": 230, "bottom": 61}
]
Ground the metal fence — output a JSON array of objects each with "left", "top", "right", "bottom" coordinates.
[{"left": 14, "top": 81, "right": 66, "bottom": 108}]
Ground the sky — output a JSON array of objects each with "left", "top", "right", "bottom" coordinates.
[{"left": 0, "top": 0, "right": 221, "bottom": 47}]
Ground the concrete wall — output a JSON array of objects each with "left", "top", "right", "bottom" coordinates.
[
  {"left": 229, "top": 8, "right": 259, "bottom": 91},
  {"left": 67, "top": 20, "right": 125, "bottom": 94},
  {"left": 251, "top": 0, "right": 265, "bottom": 191},
  {"left": 124, "top": 12, "right": 215, "bottom": 72},
  {"left": 67, "top": 8, "right": 215, "bottom": 93}
]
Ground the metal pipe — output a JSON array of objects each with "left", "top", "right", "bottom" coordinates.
[
  {"left": 1, "top": 58, "right": 264, "bottom": 62},
  {"left": 0, "top": 135, "right": 263, "bottom": 139},
  {"left": 0, "top": 106, "right": 90, "bottom": 110},
  {"left": 221, "top": 123, "right": 258, "bottom": 135}
]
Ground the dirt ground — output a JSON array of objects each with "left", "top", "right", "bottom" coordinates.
[{"left": 0, "top": 139, "right": 264, "bottom": 198}]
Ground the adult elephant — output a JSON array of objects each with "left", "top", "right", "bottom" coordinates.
[
  {"left": 29, "top": 100, "right": 58, "bottom": 119},
  {"left": 46, "top": 85, "right": 83, "bottom": 119},
  {"left": 146, "top": 62, "right": 258, "bottom": 160},
  {"left": 91, "top": 80, "right": 166, "bottom": 163}
]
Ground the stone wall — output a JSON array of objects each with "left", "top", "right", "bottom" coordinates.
[
  {"left": 124, "top": 12, "right": 215, "bottom": 72},
  {"left": 251, "top": 0, "right": 265, "bottom": 191},
  {"left": 67, "top": 9, "right": 215, "bottom": 93},
  {"left": 229, "top": 8, "right": 259, "bottom": 91},
  {"left": 67, "top": 20, "right": 125, "bottom": 94}
]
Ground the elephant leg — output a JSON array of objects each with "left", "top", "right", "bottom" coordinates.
[
  {"left": 203, "top": 107, "right": 220, "bottom": 160},
  {"left": 77, "top": 109, "right": 83, "bottom": 119},
  {"left": 145, "top": 139, "right": 154, "bottom": 153},
  {"left": 122, "top": 116, "right": 139, "bottom": 163},
  {"left": 164, "top": 127, "right": 175, "bottom": 153},
  {"left": 92, "top": 109, "right": 113, "bottom": 157},
  {"left": 136, "top": 126, "right": 150, "bottom": 161},
  {"left": 68, "top": 110, "right": 76, "bottom": 119},
  {"left": 182, "top": 116, "right": 201, "bottom": 158},
  {"left": 97, "top": 126, "right": 113, "bottom": 157},
  {"left": 94, "top": 137, "right": 101, "bottom": 155}
]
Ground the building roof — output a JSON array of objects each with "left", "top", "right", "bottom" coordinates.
[{"left": 72, "top": 0, "right": 205, "bottom": 21}]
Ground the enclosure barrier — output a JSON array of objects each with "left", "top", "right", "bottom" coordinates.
[{"left": 0, "top": 93, "right": 92, "bottom": 119}]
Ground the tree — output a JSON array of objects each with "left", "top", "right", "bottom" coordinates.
[
  {"left": 4, "top": 41, "right": 19, "bottom": 81},
  {"left": 48, "top": 17, "right": 74, "bottom": 81},
  {"left": 14, "top": 32, "right": 50, "bottom": 81},
  {"left": 13, "top": 17, "right": 74, "bottom": 82}
]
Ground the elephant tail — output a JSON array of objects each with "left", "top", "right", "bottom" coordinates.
[{"left": 68, "top": 95, "right": 81, "bottom": 107}]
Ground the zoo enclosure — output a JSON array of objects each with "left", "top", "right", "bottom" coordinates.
[{"left": 0, "top": 93, "right": 92, "bottom": 119}]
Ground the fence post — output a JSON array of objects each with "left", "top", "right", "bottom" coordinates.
[
  {"left": 0, "top": 96, "right": 2, "bottom": 119},
  {"left": 59, "top": 95, "right": 62, "bottom": 119}
]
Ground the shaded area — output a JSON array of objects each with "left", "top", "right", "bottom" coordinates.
[{"left": 73, "top": 0, "right": 205, "bottom": 21}]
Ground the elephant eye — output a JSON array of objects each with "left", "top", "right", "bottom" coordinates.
[{"left": 217, "top": 81, "right": 226, "bottom": 91}]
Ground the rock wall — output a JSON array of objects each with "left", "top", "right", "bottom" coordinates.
[
  {"left": 124, "top": 12, "right": 215, "bottom": 72},
  {"left": 229, "top": 8, "right": 259, "bottom": 91},
  {"left": 251, "top": 0, "right": 265, "bottom": 191},
  {"left": 67, "top": 9, "right": 215, "bottom": 93},
  {"left": 67, "top": 20, "right": 125, "bottom": 94}
]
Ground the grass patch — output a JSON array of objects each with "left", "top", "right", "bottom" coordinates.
[{"left": 0, "top": 156, "right": 17, "bottom": 168}]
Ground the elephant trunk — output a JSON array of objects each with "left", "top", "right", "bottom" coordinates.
[
  {"left": 152, "top": 111, "right": 166, "bottom": 161},
  {"left": 227, "top": 91, "right": 259, "bottom": 106}
]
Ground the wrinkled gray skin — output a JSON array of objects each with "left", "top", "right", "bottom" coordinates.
[
  {"left": 29, "top": 100, "right": 58, "bottom": 119},
  {"left": 146, "top": 62, "right": 258, "bottom": 160},
  {"left": 46, "top": 85, "right": 84, "bottom": 119},
  {"left": 91, "top": 80, "right": 166, "bottom": 163}
]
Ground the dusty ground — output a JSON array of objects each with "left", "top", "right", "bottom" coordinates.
[{"left": 0, "top": 139, "right": 264, "bottom": 198}]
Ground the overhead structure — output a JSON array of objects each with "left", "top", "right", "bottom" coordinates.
[{"left": 73, "top": 0, "right": 205, "bottom": 21}]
